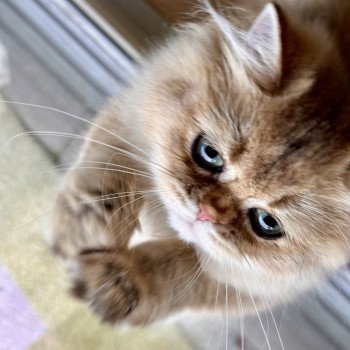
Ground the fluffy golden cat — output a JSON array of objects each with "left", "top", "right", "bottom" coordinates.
[{"left": 52, "top": 0, "right": 350, "bottom": 326}]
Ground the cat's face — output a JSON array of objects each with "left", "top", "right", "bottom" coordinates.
[{"left": 144, "top": 3, "right": 350, "bottom": 286}]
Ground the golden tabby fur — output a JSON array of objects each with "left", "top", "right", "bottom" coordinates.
[{"left": 52, "top": 0, "right": 350, "bottom": 325}]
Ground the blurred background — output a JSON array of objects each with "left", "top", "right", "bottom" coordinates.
[{"left": 0, "top": 0, "right": 349, "bottom": 349}]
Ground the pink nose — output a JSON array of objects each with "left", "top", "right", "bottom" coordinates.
[{"left": 197, "top": 203, "right": 217, "bottom": 223}]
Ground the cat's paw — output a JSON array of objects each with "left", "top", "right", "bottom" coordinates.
[{"left": 70, "top": 249, "right": 143, "bottom": 325}]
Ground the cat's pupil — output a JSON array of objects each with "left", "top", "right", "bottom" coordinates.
[
  {"left": 262, "top": 214, "right": 277, "bottom": 228},
  {"left": 205, "top": 146, "right": 218, "bottom": 159}
]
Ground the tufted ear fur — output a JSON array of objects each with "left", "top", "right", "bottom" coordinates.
[
  {"left": 207, "top": 2, "right": 283, "bottom": 91},
  {"left": 244, "top": 3, "right": 282, "bottom": 91}
]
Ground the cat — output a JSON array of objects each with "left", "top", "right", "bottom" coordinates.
[{"left": 52, "top": 0, "right": 350, "bottom": 326}]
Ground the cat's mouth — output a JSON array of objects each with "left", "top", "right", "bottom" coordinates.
[{"left": 168, "top": 206, "right": 216, "bottom": 243}]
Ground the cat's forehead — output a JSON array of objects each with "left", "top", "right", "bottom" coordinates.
[{"left": 199, "top": 86, "right": 350, "bottom": 196}]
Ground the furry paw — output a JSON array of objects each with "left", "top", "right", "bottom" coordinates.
[{"left": 70, "top": 249, "right": 142, "bottom": 324}]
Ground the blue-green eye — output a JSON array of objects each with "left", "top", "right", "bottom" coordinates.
[
  {"left": 248, "top": 208, "right": 283, "bottom": 240},
  {"left": 192, "top": 136, "right": 224, "bottom": 173}
]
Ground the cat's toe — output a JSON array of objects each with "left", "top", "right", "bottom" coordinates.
[{"left": 70, "top": 251, "right": 140, "bottom": 324}]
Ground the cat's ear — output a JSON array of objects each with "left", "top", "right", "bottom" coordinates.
[
  {"left": 244, "top": 3, "right": 282, "bottom": 91},
  {"left": 209, "top": 2, "right": 315, "bottom": 92},
  {"left": 208, "top": 2, "right": 284, "bottom": 91}
]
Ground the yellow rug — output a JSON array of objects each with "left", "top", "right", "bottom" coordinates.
[{"left": 0, "top": 99, "right": 191, "bottom": 350}]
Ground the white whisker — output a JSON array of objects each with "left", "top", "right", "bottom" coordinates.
[
  {"left": 224, "top": 262, "right": 229, "bottom": 350},
  {"left": 0, "top": 100, "right": 148, "bottom": 156},
  {"left": 239, "top": 267, "right": 272, "bottom": 350},
  {"left": 239, "top": 257, "right": 285, "bottom": 350},
  {"left": 229, "top": 263, "right": 245, "bottom": 350},
  {"left": 48, "top": 165, "right": 155, "bottom": 179},
  {"left": 50, "top": 160, "right": 152, "bottom": 176},
  {"left": 205, "top": 252, "right": 221, "bottom": 350},
  {"left": 5, "top": 130, "right": 179, "bottom": 180}
]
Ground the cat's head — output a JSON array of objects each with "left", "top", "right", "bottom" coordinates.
[{"left": 142, "top": 2, "right": 350, "bottom": 292}]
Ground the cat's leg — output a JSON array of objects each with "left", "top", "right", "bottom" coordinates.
[
  {"left": 70, "top": 239, "right": 258, "bottom": 325},
  {"left": 51, "top": 106, "right": 150, "bottom": 258}
]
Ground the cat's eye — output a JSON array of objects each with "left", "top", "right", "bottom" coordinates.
[
  {"left": 192, "top": 136, "right": 224, "bottom": 173},
  {"left": 248, "top": 208, "right": 283, "bottom": 240}
]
